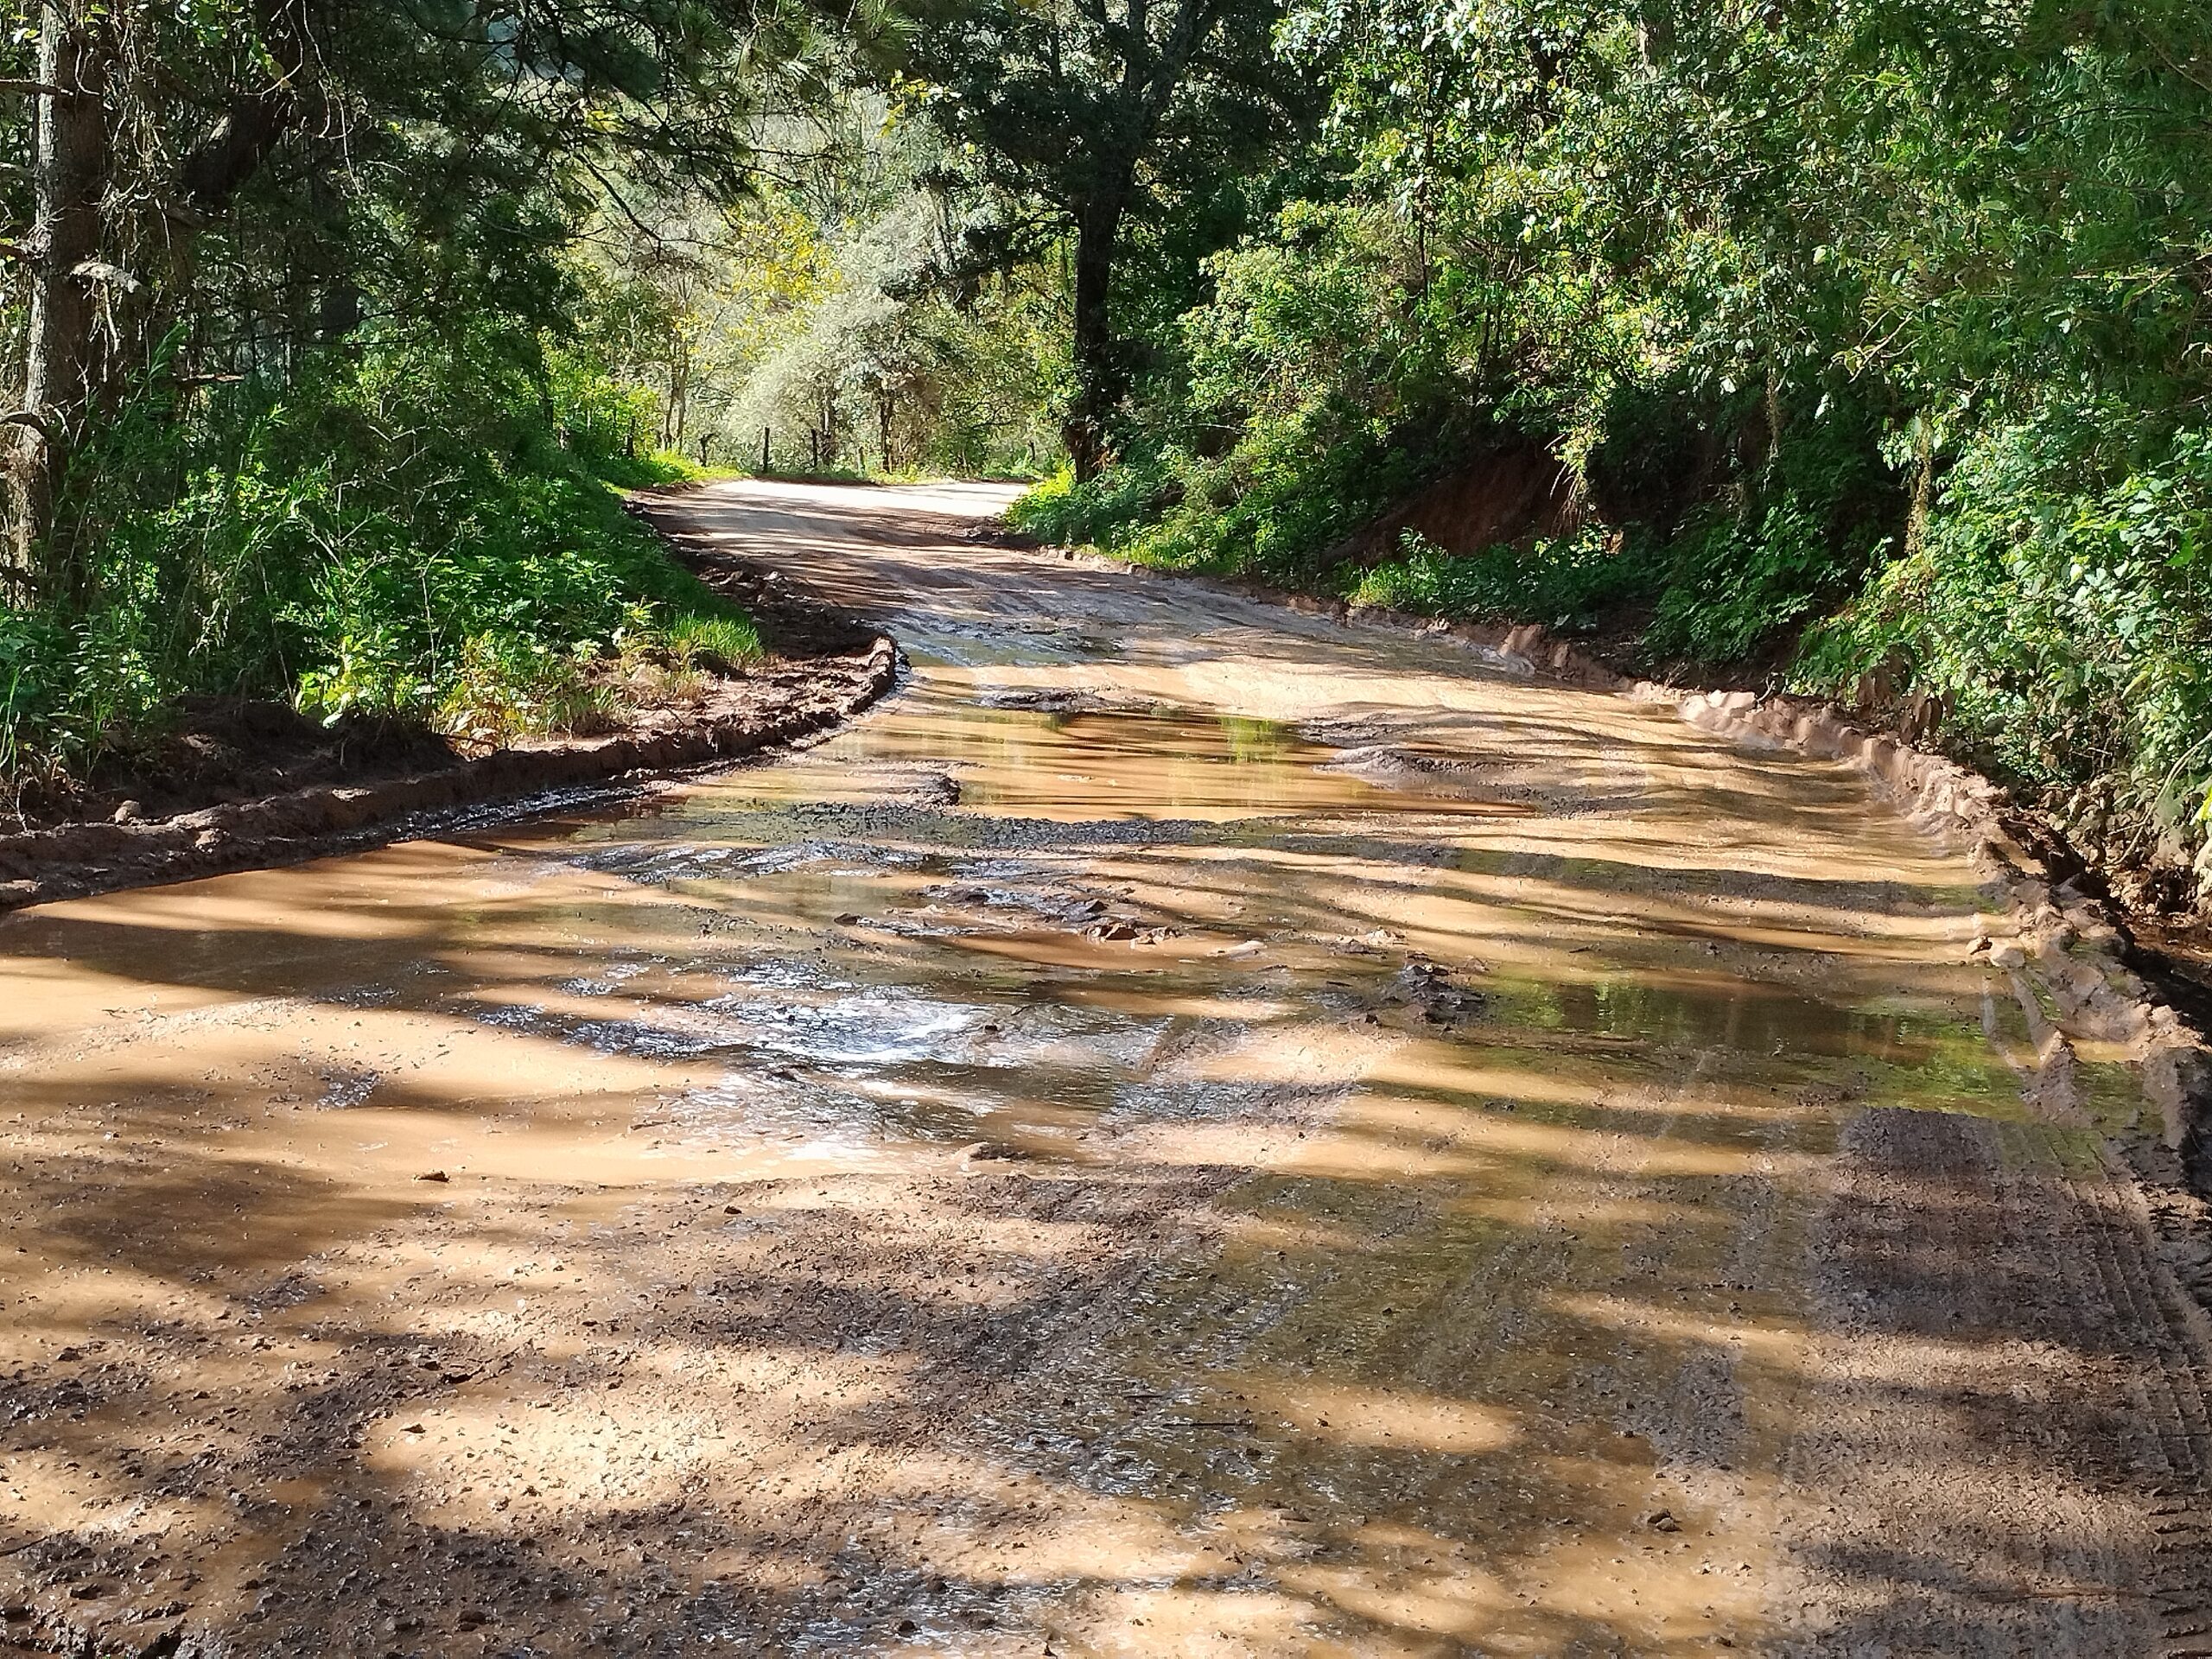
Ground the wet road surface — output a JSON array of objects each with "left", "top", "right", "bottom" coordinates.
[{"left": 3, "top": 479, "right": 2211, "bottom": 1656}]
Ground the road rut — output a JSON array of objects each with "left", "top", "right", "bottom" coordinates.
[{"left": 0, "top": 477, "right": 2206, "bottom": 1656}]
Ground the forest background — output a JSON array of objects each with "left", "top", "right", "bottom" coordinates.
[{"left": 3, "top": 0, "right": 2209, "bottom": 903}]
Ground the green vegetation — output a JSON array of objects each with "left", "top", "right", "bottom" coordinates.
[
  {"left": 1006, "top": 1, "right": 2212, "bottom": 893},
  {"left": 5, "top": 333, "right": 751, "bottom": 777},
  {"left": 571, "top": 109, "right": 1070, "bottom": 480},
  {"left": 10, "top": 0, "right": 2212, "bottom": 894},
  {"left": 0, "top": 1, "right": 791, "bottom": 788}
]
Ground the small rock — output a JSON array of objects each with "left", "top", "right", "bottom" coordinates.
[
  {"left": 111, "top": 800, "right": 145, "bottom": 824},
  {"left": 193, "top": 827, "right": 228, "bottom": 852},
  {"left": 834, "top": 912, "right": 861, "bottom": 926},
  {"left": 957, "top": 1141, "right": 1033, "bottom": 1173},
  {"left": 56, "top": 1346, "right": 80, "bottom": 1362},
  {"left": 1988, "top": 942, "right": 2027, "bottom": 969},
  {"left": 414, "top": 1170, "right": 449, "bottom": 1184},
  {"left": 68, "top": 1582, "right": 109, "bottom": 1599},
  {"left": 1641, "top": 1508, "right": 1681, "bottom": 1533}
]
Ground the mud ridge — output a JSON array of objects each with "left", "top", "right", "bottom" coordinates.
[{"left": 0, "top": 537, "right": 901, "bottom": 916}]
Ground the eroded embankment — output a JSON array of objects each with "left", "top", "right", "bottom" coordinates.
[{"left": 0, "top": 535, "right": 899, "bottom": 913}]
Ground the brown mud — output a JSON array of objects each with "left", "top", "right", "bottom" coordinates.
[
  {"left": 1040, "top": 540, "right": 2212, "bottom": 1200},
  {"left": 3, "top": 478, "right": 2211, "bottom": 1656}
]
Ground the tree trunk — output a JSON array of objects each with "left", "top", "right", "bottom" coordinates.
[
  {"left": 315, "top": 174, "right": 361, "bottom": 344},
  {"left": 664, "top": 342, "right": 690, "bottom": 453},
  {"left": 1064, "top": 194, "right": 1125, "bottom": 484},
  {"left": 9, "top": 1, "right": 111, "bottom": 585}
]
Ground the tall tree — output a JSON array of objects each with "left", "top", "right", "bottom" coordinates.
[
  {"left": 899, "top": 0, "right": 1308, "bottom": 478},
  {"left": 0, "top": 0, "right": 830, "bottom": 581},
  {"left": 7, "top": 1, "right": 111, "bottom": 584}
]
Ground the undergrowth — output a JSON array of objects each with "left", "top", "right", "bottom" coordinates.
[
  {"left": 1796, "top": 410, "right": 2212, "bottom": 873},
  {"left": 1343, "top": 526, "right": 1648, "bottom": 631},
  {"left": 0, "top": 329, "right": 756, "bottom": 791}
]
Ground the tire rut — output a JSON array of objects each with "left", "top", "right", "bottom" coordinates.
[{"left": 1783, "top": 1107, "right": 2212, "bottom": 1655}]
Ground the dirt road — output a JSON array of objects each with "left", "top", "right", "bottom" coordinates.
[{"left": 3, "top": 478, "right": 2211, "bottom": 1656}]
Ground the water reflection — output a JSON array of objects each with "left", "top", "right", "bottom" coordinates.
[{"left": 0, "top": 480, "right": 2080, "bottom": 1657}]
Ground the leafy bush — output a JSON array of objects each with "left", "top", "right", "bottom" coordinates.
[
  {"left": 1798, "top": 413, "right": 2212, "bottom": 863},
  {"left": 1346, "top": 526, "right": 1650, "bottom": 630},
  {"left": 1643, "top": 495, "right": 1848, "bottom": 665},
  {"left": 0, "top": 328, "right": 754, "bottom": 786}
]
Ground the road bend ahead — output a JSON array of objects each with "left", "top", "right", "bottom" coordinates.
[{"left": 2, "top": 478, "right": 2209, "bottom": 1656}]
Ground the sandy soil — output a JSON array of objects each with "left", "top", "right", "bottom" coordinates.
[{"left": 1, "top": 477, "right": 2209, "bottom": 1657}]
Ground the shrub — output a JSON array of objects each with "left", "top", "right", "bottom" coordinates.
[
  {"left": 1347, "top": 526, "right": 1651, "bottom": 630},
  {"left": 3, "top": 327, "right": 753, "bottom": 785},
  {"left": 1798, "top": 412, "right": 2212, "bottom": 863}
]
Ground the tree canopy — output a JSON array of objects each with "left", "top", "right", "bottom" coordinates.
[
  {"left": 897, "top": 0, "right": 1314, "bottom": 474},
  {"left": 3, "top": 0, "right": 2212, "bottom": 899}
]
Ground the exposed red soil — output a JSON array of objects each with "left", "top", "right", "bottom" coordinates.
[{"left": 1322, "top": 441, "right": 1585, "bottom": 567}]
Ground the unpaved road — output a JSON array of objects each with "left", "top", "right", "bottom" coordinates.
[{"left": 4, "top": 479, "right": 2212, "bottom": 1657}]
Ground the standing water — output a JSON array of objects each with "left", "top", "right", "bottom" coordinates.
[{"left": 0, "top": 480, "right": 2200, "bottom": 1657}]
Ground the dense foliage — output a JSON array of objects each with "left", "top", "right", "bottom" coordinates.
[
  {"left": 7, "top": 334, "right": 758, "bottom": 771},
  {"left": 1012, "top": 0, "right": 2212, "bottom": 891},
  {"left": 0, "top": 0, "right": 791, "bottom": 785},
  {"left": 897, "top": 0, "right": 1314, "bottom": 477}
]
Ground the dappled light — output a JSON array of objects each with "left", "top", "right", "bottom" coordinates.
[{"left": 0, "top": 481, "right": 2200, "bottom": 1656}]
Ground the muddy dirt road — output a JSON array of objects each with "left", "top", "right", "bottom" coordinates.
[{"left": 4, "top": 479, "right": 2212, "bottom": 1657}]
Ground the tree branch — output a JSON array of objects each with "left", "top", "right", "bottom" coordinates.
[
  {"left": 177, "top": 90, "right": 297, "bottom": 212},
  {"left": 72, "top": 259, "right": 141, "bottom": 292}
]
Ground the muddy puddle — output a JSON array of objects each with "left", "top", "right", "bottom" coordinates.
[{"left": 0, "top": 480, "right": 2188, "bottom": 1658}]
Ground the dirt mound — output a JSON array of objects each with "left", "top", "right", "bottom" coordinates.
[
  {"left": 24, "top": 700, "right": 462, "bottom": 831},
  {"left": 1328, "top": 441, "right": 1585, "bottom": 565}
]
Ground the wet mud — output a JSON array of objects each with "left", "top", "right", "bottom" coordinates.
[{"left": 1, "top": 478, "right": 2209, "bottom": 1656}]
